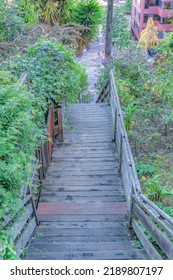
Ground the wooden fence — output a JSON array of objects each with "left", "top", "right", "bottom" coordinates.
[
  {"left": 97, "top": 71, "right": 173, "bottom": 260},
  {"left": 1, "top": 74, "right": 64, "bottom": 257}
]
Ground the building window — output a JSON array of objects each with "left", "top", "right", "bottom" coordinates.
[
  {"left": 131, "top": 18, "right": 135, "bottom": 27},
  {"left": 134, "top": 21, "right": 140, "bottom": 33},
  {"left": 144, "top": 14, "right": 148, "bottom": 23},
  {"left": 153, "top": 14, "right": 160, "bottom": 21},
  {"left": 163, "top": 18, "right": 172, "bottom": 24},
  {"left": 136, "top": 10, "right": 140, "bottom": 21},
  {"left": 145, "top": 0, "right": 158, "bottom": 8},
  {"left": 132, "top": 5, "right": 135, "bottom": 13},
  {"left": 164, "top": 2, "right": 170, "bottom": 9},
  {"left": 158, "top": 31, "right": 164, "bottom": 39}
]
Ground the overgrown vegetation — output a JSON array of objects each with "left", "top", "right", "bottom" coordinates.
[
  {"left": 4, "top": 40, "right": 87, "bottom": 105},
  {"left": 0, "top": 0, "right": 102, "bottom": 58},
  {"left": 97, "top": 8, "right": 173, "bottom": 214},
  {"left": 0, "top": 41, "right": 87, "bottom": 259}
]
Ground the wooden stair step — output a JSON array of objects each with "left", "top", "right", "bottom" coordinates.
[
  {"left": 27, "top": 241, "right": 134, "bottom": 252},
  {"left": 25, "top": 249, "right": 148, "bottom": 260},
  {"left": 37, "top": 202, "right": 128, "bottom": 215},
  {"left": 38, "top": 214, "right": 127, "bottom": 223}
]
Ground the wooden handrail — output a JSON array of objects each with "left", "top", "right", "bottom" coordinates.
[{"left": 98, "top": 70, "right": 173, "bottom": 260}]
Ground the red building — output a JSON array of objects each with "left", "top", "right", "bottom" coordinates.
[{"left": 131, "top": 0, "right": 173, "bottom": 40}]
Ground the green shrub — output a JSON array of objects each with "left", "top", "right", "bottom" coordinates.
[
  {"left": 123, "top": 0, "right": 132, "bottom": 14},
  {"left": 5, "top": 39, "right": 88, "bottom": 105},
  {"left": 0, "top": 0, "right": 25, "bottom": 42},
  {"left": 72, "top": 0, "right": 102, "bottom": 44},
  {"left": 0, "top": 232, "right": 19, "bottom": 260},
  {"left": 0, "top": 72, "right": 44, "bottom": 219},
  {"left": 102, "top": 6, "right": 131, "bottom": 50}
]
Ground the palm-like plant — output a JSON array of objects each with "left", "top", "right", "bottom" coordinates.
[
  {"left": 72, "top": 0, "right": 102, "bottom": 43},
  {"left": 40, "top": 0, "right": 78, "bottom": 25},
  {"left": 42, "top": 0, "right": 58, "bottom": 25}
]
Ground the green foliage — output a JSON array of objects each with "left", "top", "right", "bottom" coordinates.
[
  {"left": 111, "top": 7, "right": 131, "bottom": 49},
  {"left": 40, "top": 0, "right": 79, "bottom": 25},
  {"left": 136, "top": 162, "right": 156, "bottom": 178},
  {"left": 0, "top": 0, "right": 25, "bottom": 42},
  {"left": 144, "top": 175, "right": 173, "bottom": 201},
  {"left": 0, "top": 72, "right": 44, "bottom": 219},
  {"left": 0, "top": 232, "right": 19, "bottom": 260},
  {"left": 157, "top": 32, "right": 173, "bottom": 54},
  {"left": 0, "top": 41, "right": 87, "bottom": 257},
  {"left": 102, "top": 6, "right": 131, "bottom": 50},
  {"left": 123, "top": 0, "right": 132, "bottom": 13},
  {"left": 97, "top": 16, "right": 173, "bottom": 215},
  {"left": 123, "top": 104, "right": 134, "bottom": 132},
  {"left": 5, "top": 39, "right": 87, "bottom": 105},
  {"left": 17, "top": 0, "right": 40, "bottom": 27},
  {"left": 72, "top": 0, "right": 102, "bottom": 43},
  {"left": 134, "top": 239, "right": 143, "bottom": 249}
]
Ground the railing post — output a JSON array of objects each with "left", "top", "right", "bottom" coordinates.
[
  {"left": 28, "top": 186, "right": 39, "bottom": 226},
  {"left": 118, "top": 134, "right": 123, "bottom": 173},
  {"left": 113, "top": 110, "right": 117, "bottom": 142},
  {"left": 58, "top": 106, "right": 64, "bottom": 142},
  {"left": 128, "top": 188, "right": 133, "bottom": 228}
]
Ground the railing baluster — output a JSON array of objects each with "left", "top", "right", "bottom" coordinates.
[
  {"left": 58, "top": 106, "right": 64, "bottom": 142},
  {"left": 118, "top": 134, "right": 123, "bottom": 173}
]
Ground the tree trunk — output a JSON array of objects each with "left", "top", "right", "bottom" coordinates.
[{"left": 105, "top": 0, "right": 113, "bottom": 64}]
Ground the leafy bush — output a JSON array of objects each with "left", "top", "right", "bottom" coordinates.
[
  {"left": 136, "top": 162, "right": 156, "bottom": 178},
  {"left": 0, "top": 232, "right": 19, "bottom": 260},
  {"left": 0, "top": 41, "right": 87, "bottom": 257},
  {"left": 123, "top": 0, "right": 132, "bottom": 13},
  {"left": 102, "top": 6, "right": 131, "bottom": 50},
  {"left": 5, "top": 39, "right": 87, "bottom": 105},
  {"left": 17, "top": 0, "right": 40, "bottom": 27},
  {"left": 0, "top": 0, "right": 25, "bottom": 42},
  {"left": 144, "top": 175, "right": 173, "bottom": 202},
  {"left": 0, "top": 72, "right": 44, "bottom": 220}
]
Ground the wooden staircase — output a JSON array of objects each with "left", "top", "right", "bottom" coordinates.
[{"left": 25, "top": 103, "right": 149, "bottom": 260}]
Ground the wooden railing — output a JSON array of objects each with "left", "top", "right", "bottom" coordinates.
[
  {"left": 97, "top": 71, "right": 173, "bottom": 260},
  {"left": 1, "top": 74, "right": 64, "bottom": 257}
]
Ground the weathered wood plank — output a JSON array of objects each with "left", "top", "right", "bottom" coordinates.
[
  {"left": 132, "top": 219, "right": 163, "bottom": 260},
  {"left": 26, "top": 249, "right": 148, "bottom": 260},
  {"left": 40, "top": 195, "right": 126, "bottom": 203},
  {"left": 38, "top": 221, "right": 127, "bottom": 229},
  {"left": 28, "top": 241, "right": 135, "bottom": 252},
  {"left": 29, "top": 235, "right": 127, "bottom": 243},
  {"left": 133, "top": 203, "right": 173, "bottom": 259},
  {"left": 48, "top": 171, "right": 119, "bottom": 177},
  {"left": 133, "top": 196, "right": 173, "bottom": 238},
  {"left": 42, "top": 178, "right": 123, "bottom": 186},
  {"left": 40, "top": 190, "right": 126, "bottom": 196},
  {"left": 15, "top": 217, "right": 37, "bottom": 256},
  {"left": 35, "top": 227, "right": 128, "bottom": 236},
  {"left": 9, "top": 204, "right": 33, "bottom": 242},
  {"left": 2, "top": 194, "right": 32, "bottom": 227},
  {"left": 37, "top": 202, "right": 128, "bottom": 215},
  {"left": 42, "top": 186, "right": 125, "bottom": 192},
  {"left": 38, "top": 214, "right": 127, "bottom": 223}
]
